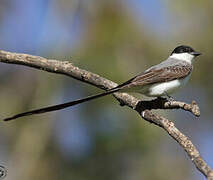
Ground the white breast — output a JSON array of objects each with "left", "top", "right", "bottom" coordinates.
[{"left": 144, "top": 75, "right": 191, "bottom": 97}]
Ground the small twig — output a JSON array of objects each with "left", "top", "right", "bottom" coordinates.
[
  {"left": 135, "top": 98, "right": 200, "bottom": 117},
  {"left": 0, "top": 50, "right": 212, "bottom": 179}
]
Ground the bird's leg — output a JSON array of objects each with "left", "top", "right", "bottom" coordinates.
[{"left": 164, "top": 92, "right": 175, "bottom": 102}]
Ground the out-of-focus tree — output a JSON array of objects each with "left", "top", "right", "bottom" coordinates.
[{"left": 0, "top": 0, "right": 212, "bottom": 180}]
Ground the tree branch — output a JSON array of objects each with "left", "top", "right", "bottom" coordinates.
[{"left": 0, "top": 50, "right": 212, "bottom": 179}]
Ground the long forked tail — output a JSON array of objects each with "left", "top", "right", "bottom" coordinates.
[{"left": 4, "top": 88, "right": 120, "bottom": 121}]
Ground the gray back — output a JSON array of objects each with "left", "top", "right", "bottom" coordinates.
[{"left": 145, "top": 57, "right": 191, "bottom": 72}]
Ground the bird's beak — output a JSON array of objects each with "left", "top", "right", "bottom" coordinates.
[{"left": 191, "top": 51, "right": 202, "bottom": 57}]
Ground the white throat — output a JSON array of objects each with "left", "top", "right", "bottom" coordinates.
[{"left": 170, "top": 53, "right": 195, "bottom": 64}]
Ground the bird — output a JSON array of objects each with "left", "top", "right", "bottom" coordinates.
[{"left": 4, "top": 45, "right": 201, "bottom": 121}]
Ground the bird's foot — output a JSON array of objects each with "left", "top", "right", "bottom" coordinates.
[
  {"left": 163, "top": 93, "right": 175, "bottom": 103},
  {"left": 168, "top": 96, "right": 175, "bottom": 102}
]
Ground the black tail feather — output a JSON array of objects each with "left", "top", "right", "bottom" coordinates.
[{"left": 4, "top": 88, "right": 120, "bottom": 121}]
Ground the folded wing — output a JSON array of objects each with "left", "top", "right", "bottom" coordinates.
[{"left": 119, "top": 65, "right": 192, "bottom": 90}]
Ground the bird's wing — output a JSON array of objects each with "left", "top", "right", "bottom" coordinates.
[{"left": 118, "top": 65, "right": 192, "bottom": 90}]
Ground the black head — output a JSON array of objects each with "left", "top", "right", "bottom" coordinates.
[{"left": 171, "top": 45, "right": 201, "bottom": 56}]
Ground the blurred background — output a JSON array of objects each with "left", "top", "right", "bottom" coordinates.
[{"left": 0, "top": 0, "right": 212, "bottom": 179}]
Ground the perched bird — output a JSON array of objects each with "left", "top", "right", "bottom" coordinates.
[{"left": 4, "top": 45, "right": 201, "bottom": 121}]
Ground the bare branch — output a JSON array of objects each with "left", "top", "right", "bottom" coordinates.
[
  {"left": 141, "top": 110, "right": 213, "bottom": 180},
  {"left": 0, "top": 50, "right": 212, "bottom": 179}
]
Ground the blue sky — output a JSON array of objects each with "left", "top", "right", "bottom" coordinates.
[{"left": 0, "top": 0, "right": 172, "bottom": 53}]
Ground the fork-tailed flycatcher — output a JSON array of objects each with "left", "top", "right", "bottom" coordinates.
[{"left": 4, "top": 45, "right": 201, "bottom": 121}]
